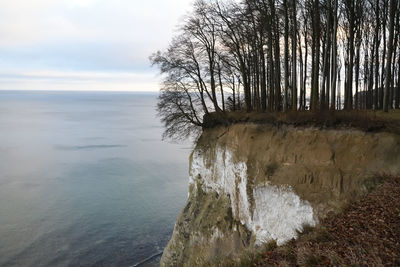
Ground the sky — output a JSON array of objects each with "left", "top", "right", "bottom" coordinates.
[{"left": 0, "top": 0, "right": 193, "bottom": 91}]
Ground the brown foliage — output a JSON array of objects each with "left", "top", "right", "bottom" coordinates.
[
  {"left": 253, "top": 176, "right": 400, "bottom": 266},
  {"left": 203, "top": 110, "right": 400, "bottom": 135}
]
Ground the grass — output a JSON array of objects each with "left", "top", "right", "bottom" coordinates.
[
  {"left": 215, "top": 241, "right": 278, "bottom": 267},
  {"left": 244, "top": 175, "right": 400, "bottom": 266},
  {"left": 203, "top": 109, "right": 400, "bottom": 135}
]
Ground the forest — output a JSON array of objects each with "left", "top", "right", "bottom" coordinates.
[{"left": 151, "top": 0, "right": 400, "bottom": 138}]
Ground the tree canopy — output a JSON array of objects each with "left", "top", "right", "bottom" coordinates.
[{"left": 151, "top": 0, "right": 400, "bottom": 139}]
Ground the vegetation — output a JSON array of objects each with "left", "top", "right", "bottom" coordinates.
[
  {"left": 221, "top": 176, "right": 400, "bottom": 266},
  {"left": 203, "top": 109, "right": 400, "bottom": 133},
  {"left": 151, "top": 0, "right": 400, "bottom": 139}
]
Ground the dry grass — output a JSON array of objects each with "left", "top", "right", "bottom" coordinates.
[
  {"left": 248, "top": 176, "right": 400, "bottom": 266},
  {"left": 203, "top": 110, "right": 400, "bottom": 135},
  {"left": 216, "top": 241, "right": 278, "bottom": 267}
]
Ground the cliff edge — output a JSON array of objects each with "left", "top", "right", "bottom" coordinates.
[{"left": 160, "top": 124, "right": 400, "bottom": 266}]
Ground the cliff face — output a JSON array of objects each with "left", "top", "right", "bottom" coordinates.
[{"left": 160, "top": 124, "right": 400, "bottom": 266}]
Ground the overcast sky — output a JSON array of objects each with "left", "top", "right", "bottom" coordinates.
[{"left": 0, "top": 0, "right": 193, "bottom": 91}]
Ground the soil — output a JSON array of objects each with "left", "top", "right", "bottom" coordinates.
[{"left": 253, "top": 176, "right": 400, "bottom": 266}]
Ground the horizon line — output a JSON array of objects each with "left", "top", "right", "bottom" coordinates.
[{"left": 0, "top": 89, "right": 160, "bottom": 93}]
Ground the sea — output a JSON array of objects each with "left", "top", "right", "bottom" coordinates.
[{"left": 0, "top": 91, "right": 191, "bottom": 266}]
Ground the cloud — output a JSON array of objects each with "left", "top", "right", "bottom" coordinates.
[
  {"left": 0, "top": 0, "right": 191, "bottom": 46},
  {"left": 0, "top": 70, "right": 160, "bottom": 91},
  {"left": 0, "top": 0, "right": 193, "bottom": 91},
  {"left": 0, "top": 42, "right": 154, "bottom": 72}
]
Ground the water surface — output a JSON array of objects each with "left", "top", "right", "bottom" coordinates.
[{"left": 0, "top": 91, "right": 190, "bottom": 266}]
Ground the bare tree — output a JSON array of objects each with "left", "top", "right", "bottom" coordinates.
[
  {"left": 292, "top": 0, "right": 298, "bottom": 110},
  {"left": 151, "top": 0, "right": 400, "bottom": 139},
  {"left": 383, "top": 0, "right": 396, "bottom": 112}
]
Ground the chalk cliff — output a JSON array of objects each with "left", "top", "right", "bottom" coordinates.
[{"left": 160, "top": 124, "right": 400, "bottom": 266}]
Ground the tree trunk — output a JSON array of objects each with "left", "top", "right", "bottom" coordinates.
[
  {"left": 284, "top": 0, "right": 289, "bottom": 111},
  {"left": 368, "top": 36, "right": 375, "bottom": 109},
  {"left": 269, "top": 0, "right": 281, "bottom": 111},
  {"left": 217, "top": 62, "right": 225, "bottom": 112},
  {"left": 311, "top": 0, "right": 320, "bottom": 110},
  {"left": 383, "top": 0, "right": 396, "bottom": 112},
  {"left": 397, "top": 53, "right": 400, "bottom": 108},
  {"left": 291, "top": 0, "right": 298, "bottom": 110},
  {"left": 321, "top": 34, "right": 327, "bottom": 109},
  {"left": 267, "top": 10, "right": 275, "bottom": 111},
  {"left": 345, "top": 0, "right": 355, "bottom": 110},
  {"left": 260, "top": 40, "right": 267, "bottom": 111},
  {"left": 381, "top": 0, "right": 388, "bottom": 109},
  {"left": 330, "top": 0, "right": 338, "bottom": 110},
  {"left": 355, "top": 38, "right": 361, "bottom": 109},
  {"left": 304, "top": 31, "right": 308, "bottom": 109},
  {"left": 374, "top": 0, "right": 380, "bottom": 109},
  {"left": 299, "top": 30, "right": 304, "bottom": 110}
]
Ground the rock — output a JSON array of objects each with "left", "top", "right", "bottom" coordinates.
[{"left": 160, "top": 124, "right": 400, "bottom": 266}]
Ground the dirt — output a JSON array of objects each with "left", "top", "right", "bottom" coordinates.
[
  {"left": 161, "top": 124, "right": 400, "bottom": 266},
  {"left": 252, "top": 176, "right": 400, "bottom": 266},
  {"left": 197, "top": 124, "right": 400, "bottom": 219}
]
